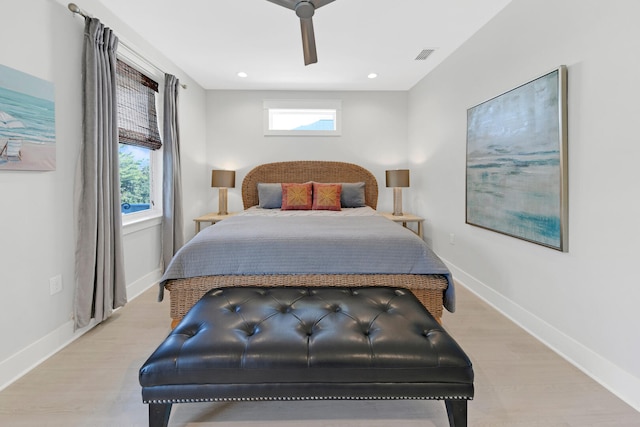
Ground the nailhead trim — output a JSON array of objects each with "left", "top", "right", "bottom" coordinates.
[{"left": 144, "top": 395, "right": 473, "bottom": 404}]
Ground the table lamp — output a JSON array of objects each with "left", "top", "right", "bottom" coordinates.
[
  {"left": 385, "top": 169, "right": 410, "bottom": 216},
  {"left": 211, "top": 170, "right": 235, "bottom": 215}
]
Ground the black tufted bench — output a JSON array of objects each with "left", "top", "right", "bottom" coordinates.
[{"left": 139, "top": 287, "right": 474, "bottom": 426}]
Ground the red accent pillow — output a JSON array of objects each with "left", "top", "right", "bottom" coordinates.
[
  {"left": 312, "top": 182, "right": 342, "bottom": 211},
  {"left": 281, "top": 182, "right": 313, "bottom": 210}
]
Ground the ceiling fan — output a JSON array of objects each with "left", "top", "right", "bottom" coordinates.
[{"left": 266, "top": 0, "right": 336, "bottom": 66}]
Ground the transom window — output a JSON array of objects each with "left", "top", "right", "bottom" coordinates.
[{"left": 263, "top": 99, "right": 342, "bottom": 136}]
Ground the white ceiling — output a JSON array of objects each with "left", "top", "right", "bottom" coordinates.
[{"left": 96, "top": 0, "right": 512, "bottom": 91}]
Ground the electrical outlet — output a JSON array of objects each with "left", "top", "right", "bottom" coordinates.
[
  {"left": 449, "top": 233, "right": 456, "bottom": 245},
  {"left": 49, "top": 274, "right": 63, "bottom": 295}
]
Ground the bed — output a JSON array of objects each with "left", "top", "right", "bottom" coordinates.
[{"left": 160, "top": 160, "right": 454, "bottom": 327}]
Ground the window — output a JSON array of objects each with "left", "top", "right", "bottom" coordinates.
[
  {"left": 118, "top": 144, "right": 152, "bottom": 213},
  {"left": 263, "top": 99, "right": 341, "bottom": 136},
  {"left": 115, "top": 59, "right": 163, "bottom": 221}
]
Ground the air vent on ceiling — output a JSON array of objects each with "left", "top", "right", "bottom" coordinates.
[{"left": 415, "top": 49, "right": 435, "bottom": 61}]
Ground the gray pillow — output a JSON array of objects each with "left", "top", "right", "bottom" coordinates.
[
  {"left": 340, "top": 182, "right": 366, "bottom": 208},
  {"left": 257, "top": 183, "right": 282, "bottom": 208}
]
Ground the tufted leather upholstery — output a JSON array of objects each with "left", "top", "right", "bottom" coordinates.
[{"left": 140, "top": 287, "right": 473, "bottom": 426}]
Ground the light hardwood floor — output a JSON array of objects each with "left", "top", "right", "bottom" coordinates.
[{"left": 0, "top": 284, "right": 638, "bottom": 427}]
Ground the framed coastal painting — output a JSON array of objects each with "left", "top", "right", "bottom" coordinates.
[
  {"left": 466, "top": 66, "right": 568, "bottom": 251},
  {"left": 0, "top": 64, "right": 56, "bottom": 171}
]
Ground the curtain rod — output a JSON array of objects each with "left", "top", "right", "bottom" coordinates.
[{"left": 67, "top": 3, "right": 187, "bottom": 89}]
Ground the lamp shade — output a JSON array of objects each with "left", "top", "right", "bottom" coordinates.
[
  {"left": 211, "top": 170, "right": 235, "bottom": 188},
  {"left": 385, "top": 169, "right": 410, "bottom": 188}
]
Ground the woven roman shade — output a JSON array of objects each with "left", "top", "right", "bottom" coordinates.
[{"left": 116, "top": 60, "right": 162, "bottom": 150}]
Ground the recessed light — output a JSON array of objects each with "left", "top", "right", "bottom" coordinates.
[
  {"left": 367, "top": 73, "right": 378, "bottom": 79},
  {"left": 237, "top": 72, "right": 248, "bottom": 78}
]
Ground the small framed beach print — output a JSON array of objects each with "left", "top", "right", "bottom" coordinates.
[
  {"left": 0, "top": 64, "right": 56, "bottom": 171},
  {"left": 466, "top": 66, "right": 568, "bottom": 251}
]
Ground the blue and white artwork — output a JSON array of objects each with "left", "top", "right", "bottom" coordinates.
[
  {"left": 0, "top": 64, "right": 55, "bottom": 171},
  {"left": 466, "top": 67, "right": 567, "bottom": 251}
]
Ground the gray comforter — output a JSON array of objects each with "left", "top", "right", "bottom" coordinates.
[{"left": 160, "top": 214, "right": 455, "bottom": 311}]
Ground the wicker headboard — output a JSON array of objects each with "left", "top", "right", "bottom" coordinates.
[{"left": 242, "top": 161, "right": 378, "bottom": 210}]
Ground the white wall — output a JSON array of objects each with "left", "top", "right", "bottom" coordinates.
[
  {"left": 408, "top": 0, "right": 640, "bottom": 410},
  {"left": 204, "top": 90, "right": 409, "bottom": 216},
  {"left": 0, "top": 0, "right": 207, "bottom": 389}
]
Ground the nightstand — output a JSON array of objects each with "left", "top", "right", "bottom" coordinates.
[
  {"left": 193, "top": 212, "right": 237, "bottom": 233},
  {"left": 380, "top": 212, "right": 424, "bottom": 239}
]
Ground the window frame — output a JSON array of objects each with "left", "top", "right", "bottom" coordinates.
[
  {"left": 263, "top": 99, "right": 342, "bottom": 136},
  {"left": 116, "top": 51, "right": 164, "bottom": 227}
]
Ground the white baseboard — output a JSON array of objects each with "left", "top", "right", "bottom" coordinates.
[
  {"left": 0, "top": 315, "right": 96, "bottom": 393},
  {"left": 0, "top": 268, "right": 162, "bottom": 392},
  {"left": 126, "top": 269, "right": 163, "bottom": 301},
  {"left": 443, "top": 258, "right": 640, "bottom": 412}
]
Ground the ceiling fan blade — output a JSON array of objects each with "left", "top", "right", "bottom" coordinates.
[
  {"left": 310, "top": 0, "right": 335, "bottom": 9},
  {"left": 300, "top": 17, "right": 317, "bottom": 65},
  {"left": 267, "top": 0, "right": 334, "bottom": 10},
  {"left": 265, "top": 0, "right": 297, "bottom": 11},
  {"left": 266, "top": 0, "right": 333, "bottom": 65}
]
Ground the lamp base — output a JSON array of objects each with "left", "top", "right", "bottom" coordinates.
[
  {"left": 217, "top": 188, "right": 228, "bottom": 215},
  {"left": 392, "top": 187, "right": 403, "bottom": 216}
]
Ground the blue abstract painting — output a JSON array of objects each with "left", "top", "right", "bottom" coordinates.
[
  {"left": 466, "top": 67, "right": 567, "bottom": 251},
  {"left": 0, "top": 64, "right": 55, "bottom": 171}
]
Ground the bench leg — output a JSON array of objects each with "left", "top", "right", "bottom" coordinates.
[
  {"left": 445, "top": 399, "right": 467, "bottom": 427},
  {"left": 149, "top": 403, "right": 172, "bottom": 427}
]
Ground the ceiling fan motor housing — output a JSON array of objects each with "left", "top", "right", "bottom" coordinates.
[{"left": 295, "top": 1, "right": 315, "bottom": 19}]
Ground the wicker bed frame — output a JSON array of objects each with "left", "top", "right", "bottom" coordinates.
[{"left": 164, "top": 161, "right": 449, "bottom": 327}]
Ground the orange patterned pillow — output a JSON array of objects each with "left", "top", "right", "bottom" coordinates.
[
  {"left": 312, "top": 182, "right": 342, "bottom": 211},
  {"left": 281, "top": 182, "right": 313, "bottom": 210}
]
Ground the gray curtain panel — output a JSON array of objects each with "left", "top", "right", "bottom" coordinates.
[
  {"left": 162, "top": 74, "right": 184, "bottom": 270},
  {"left": 74, "top": 18, "right": 127, "bottom": 330}
]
